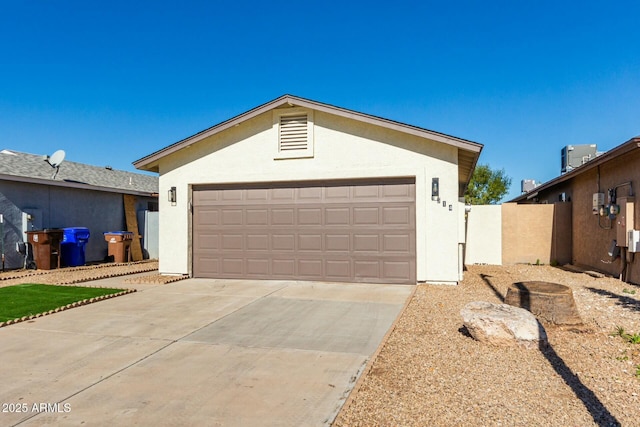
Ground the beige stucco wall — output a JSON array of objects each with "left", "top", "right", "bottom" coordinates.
[
  {"left": 465, "top": 205, "right": 502, "bottom": 265},
  {"left": 464, "top": 203, "right": 572, "bottom": 266},
  {"left": 502, "top": 203, "right": 554, "bottom": 265},
  {"left": 501, "top": 203, "right": 572, "bottom": 265},
  {"left": 155, "top": 107, "right": 464, "bottom": 284}
]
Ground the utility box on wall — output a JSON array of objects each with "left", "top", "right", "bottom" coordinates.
[
  {"left": 592, "top": 193, "right": 604, "bottom": 215},
  {"left": 629, "top": 230, "right": 640, "bottom": 253},
  {"left": 616, "top": 197, "right": 634, "bottom": 246}
]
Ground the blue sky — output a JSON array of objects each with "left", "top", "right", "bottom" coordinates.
[{"left": 1, "top": 1, "right": 639, "bottom": 201}]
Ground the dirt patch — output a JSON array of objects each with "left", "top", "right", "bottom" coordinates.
[{"left": 334, "top": 264, "right": 640, "bottom": 427}]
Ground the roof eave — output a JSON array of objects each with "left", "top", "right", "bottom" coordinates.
[{"left": 0, "top": 173, "right": 158, "bottom": 197}]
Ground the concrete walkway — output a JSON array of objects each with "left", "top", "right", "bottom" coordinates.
[{"left": 0, "top": 276, "right": 413, "bottom": 426}]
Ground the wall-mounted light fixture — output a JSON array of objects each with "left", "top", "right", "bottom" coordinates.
[
  {"left": 168, "top": 186, "right": 177, "bottom": 206},
  {"left": 431, "top": 178, "right": 440, "bottom": 202}
]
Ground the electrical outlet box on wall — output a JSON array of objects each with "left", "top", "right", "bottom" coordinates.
[{"left": 616, "top": 197, "right": 634, "bottom": 246}]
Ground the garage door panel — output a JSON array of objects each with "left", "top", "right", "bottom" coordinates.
[
  {"left": 298, "top": 208, "right": 322, "bottom": 225},
  {"left": 221, "top": 234, "right": 243, "bottom": 250},
  {"left": 382, "top": 183, "right": 413, "bottom": 198},
  {"left": 193, "top": 191, "right": 220, "bottom": 205},
  {"left": 272, "top": 259, "right": 295, "bottom": 275},
  {"left": 246, "top": 188, "right": 269, "bottom": 201},
  {"left": 353, "top": 234, "right": 380, "bottom": 252},
  {"left": 326, "top": 260, "right": 350, "bottom": 279},
  {"left": 353, "top": 207, "right": 379, "bottom": 225},
  {"left": 272, "top": 188, "right": 295, "bottom": 201},
  {"left": 195, "top": 233, "right": 220, "bottom": 251},
  {"left": 221, "top": 209, "right": 243, "bottom": 225},
  {"left": 354, "top": 261, "right": 380, "bottom": 278},
  {"left": 193, "top": 180, "right": 416, "bottom": 284},
  {"left": 271, "top": 208, "right": 295, "bottom": 225},
  {"left": 383, "top": 261, "right": 413, "bottom": 279},
  {"left": 246, "top": 209, "right": 269, "bottom": 225},
  {"left": 382, "top": 206, "right": 411, "bottom": 225},
  {"left": 247, "top": 234, "right": 269, "bottom": 251},
  {"left": 246, "top": 259, "right": 269, "bottom": 275},
  {"left": 383, "top": 234, "right": 411, "bottom": 253},
  {"left": 325, "top": 186, "right": 350, "bottom": 200},
  {"left": 221, "top": 189, "right": 244, "bottom": 201},
  {"left": 298, "top": 234, "right": 323, "bottom": 251},
  {"left": 325, "top": 208, "right": 350, "bottom": 225},
  {"left": 298, "top": 187, "right": 322, "bottom": 200},
  {"left": 196, "top": 208, "right": 220, "bottom": 225},
  {"left": 195, "top": 257, "right": 219, "bottom": 275},
  {"left": 298, "top": 259, "right": 323, "bottom": 277},
  {"left": 353, "top": 185, "right": 380, "bottom": 199},
  {"left": 325, "top": 234, "right": 350, "bottom": 251},
  {"left": 221, "top": 258, "right": 244, "bottom": 275},
  {"left": 272, "top": 234, "right": 295, "bottom": 251}
]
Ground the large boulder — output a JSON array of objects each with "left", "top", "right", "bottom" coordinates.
[{"left": 461, "top": 301, "right": 548, "bottom": 349}]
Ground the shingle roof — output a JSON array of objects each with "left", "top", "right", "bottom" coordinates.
[{"left": 0, "top": 149, "right": 158, "bottom": 195}]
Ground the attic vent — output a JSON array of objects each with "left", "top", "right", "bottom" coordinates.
[
  {"left": 279, "top": 114, "right": 308, "bottom": 151},
  {"left": 274, "top": 108, "right": 314, "bottom": 160}
]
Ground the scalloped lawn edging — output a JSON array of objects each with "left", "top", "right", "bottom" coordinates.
[{"left": 0, "top": 284, "right": 136, "bottom": 328}]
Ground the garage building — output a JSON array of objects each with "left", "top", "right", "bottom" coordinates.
[{"left": 134, "top": 95, "right": 482, "bottom": 285}]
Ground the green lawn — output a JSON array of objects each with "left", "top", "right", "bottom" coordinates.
[{"left": 0, "top": 284, "right": 126, "bottom": 322}]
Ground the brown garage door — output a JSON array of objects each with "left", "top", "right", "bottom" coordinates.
[{"left": 192, "top": 179, "right": 416, "bottom": 284}]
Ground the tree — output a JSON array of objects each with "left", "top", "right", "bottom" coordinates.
[{"left": 464, "top": 164, "right": 512, "bottom": 205}]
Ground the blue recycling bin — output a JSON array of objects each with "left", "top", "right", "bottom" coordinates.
[{"left": 61, "top": 227, "right": 90, "bottom": 267}]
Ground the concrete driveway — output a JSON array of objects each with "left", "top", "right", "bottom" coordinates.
[{"left": 0, "top": 277, "right": 413, "bottom": 426}]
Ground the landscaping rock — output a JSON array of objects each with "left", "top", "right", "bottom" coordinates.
[{"left": 461, "top": 301, "right": 547, "bottom": 349}]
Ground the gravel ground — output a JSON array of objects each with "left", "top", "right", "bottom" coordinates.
[
  {"left": 334, "top": 264, "right": 640, "bottom": 427},
  {"left": 0, "top": 260, "right": 160, "bottom": 287}
]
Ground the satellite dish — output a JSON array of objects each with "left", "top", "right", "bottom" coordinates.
[
  {"left": 44, "top": 149, "right": 66, "bottom": 179},
  {"left": 48, "top": 150, "right": 66, "bottom": 167}
]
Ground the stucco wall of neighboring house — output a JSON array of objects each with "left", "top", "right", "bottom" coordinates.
[
  {"left": 0, "top": 181, "right": 155, "bottom": 269},
  {"left": 465, "top": 205, "right": 502, "bottom": 265},
  {"left": 525, "top": 147, "right": 640, "bottom": 284},
  {"left": 561, "top": 151, "right": 639, "bottom": 283},
  {"left": 157, "top": 108, "right": 463, "bottom": 283}
]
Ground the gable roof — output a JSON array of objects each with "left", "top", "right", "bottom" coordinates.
[
  {"left": 0, "top": 149, "right": 158, "bottom": 196},
  {"left": 510, "top": 136, "right": 640, "bottom": 203},
  {"left": 133, "top": 94, "right": 483, "bottom": 193}
]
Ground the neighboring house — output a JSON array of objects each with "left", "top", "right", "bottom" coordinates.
[
  {"left": 134, "top": 95, "right": 482, "bottom": 285},
  {"left": 511, "top": 136, "right": 640, "bottom": 284},
  {"left": 0, "top": 149, "right": 159, "bottom": 269}
]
